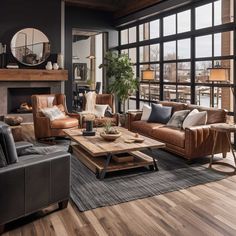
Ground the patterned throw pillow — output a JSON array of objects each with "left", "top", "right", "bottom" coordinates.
[
  {"left": 167, "top": 110, "right": 190, "bottom": 129},
  {"left": 41, "top": 106, "right": 66, "bottom": 121},
  {"left": 182, "top": 109, "right": 207, "bottom": 129}
]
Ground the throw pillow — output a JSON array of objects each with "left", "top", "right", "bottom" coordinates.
[
  {"left": 0, "top": 144, "right": 7, "bottom": 168},
  {"left": 148, "top": 103, "right": 172, "bottom": 124},
  {"left": 95, "top": 104, "right": 108, "bottom": 117},
  {"left": 141, "top": 104, "right": 162, "bottom": 121},
  {"left": 104, "top": 105, "right": 113, "bottom": 117},
  {"left": 41, "top": 106, "right": 66, "bottom": 121},
  {"left": 85, "top": 91, "right": 97, "bottom": 113},
  {"left": 182, "top": 109, "right": 207, "bottom": 129},
  {"left": 167, "top": 110, "right": 190, "bottom": 128}
]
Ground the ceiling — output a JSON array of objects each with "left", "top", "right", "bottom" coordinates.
[{"left": 65, "top": 0, "right": 164, "bottom": 18}]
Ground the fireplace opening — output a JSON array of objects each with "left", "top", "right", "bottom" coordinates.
[{"left": 8, "top": 87, "right": 51, "bottom": 114}]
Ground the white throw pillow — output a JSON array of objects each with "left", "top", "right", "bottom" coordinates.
[
  {"left": 95, "top": 104, "right": 108, "bottom": 117},
  {"left": 141, "top": 104, "right": 162, "bottom": 121},
  {"left": 41, "top": 106, "right": 66, "bottom": 121},
  {"left": 85, "top": 91, "right": 97, "bottom": 113},
  {"left": 182, "top": 109, "right": 207, "bottom": 129}
]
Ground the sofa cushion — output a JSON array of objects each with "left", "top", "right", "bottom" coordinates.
[
  {"left": 186, "top": 104, "right": 226, "bottom": 124},
  {"left": 182, "top": 109, "right": 207, "bottom": 129},
  {"left": 51, "top": 118, "right": 78, "bottom": 129},
  {"left": 148, "top": 104, "right": 172, "bottom": 124},
  {"left": 131, "top": 121, "right": 164, "bottom": 136},
  {"left": 167, "top": 110, "right": 190, "bottom": 128},
  {"left": 0, "top": 122, "right": 18, "bottom": 164},
  {"left": 151, "top": 126, "right": 185, "bottom": 148}
]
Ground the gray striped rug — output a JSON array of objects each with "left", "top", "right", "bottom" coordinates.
[{"left": 70, "top": 149, "right": 226, "bottom": 212}]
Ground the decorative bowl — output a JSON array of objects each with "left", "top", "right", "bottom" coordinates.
[
  {"left": 4, "top": 116, "right": 23, "bottom": 126},
  {"left": 100, "top": 131, "right": 121, "bottom": 141}
]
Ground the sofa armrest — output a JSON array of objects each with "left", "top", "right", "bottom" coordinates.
[
  {"left": 185, "top": 125, "right": 229, "bottom": 159},
  {"left": 67, "top": 112, "right": 80, "bottom": 119},
  {"left": 0, "top": 151, "right": 70, "bottom": 225},
  {"left": 127, "top": 111, "right": 142, "bottom": 131}
]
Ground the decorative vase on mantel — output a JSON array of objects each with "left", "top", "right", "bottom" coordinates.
[{"left": 45, "top": 61, "right": 52, "bottom": 70}]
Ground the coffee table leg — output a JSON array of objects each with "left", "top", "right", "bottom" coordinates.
[
  {"left": 148, "top": 148, "right": 159, "bottom": 171},
  {"left": 99, "top": 153, "right": 112, "bottom": 179}
]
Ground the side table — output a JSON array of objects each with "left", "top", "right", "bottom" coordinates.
[{"left": 210, "top": 123, "right": 236, "bottom": 174}]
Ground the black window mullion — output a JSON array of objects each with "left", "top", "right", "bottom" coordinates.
[
  {"left": 191, "top": 4, "right": 196, "bottom": 104},
  {"left": 136, "top": 25, "right": 140, "bottom": 110},
  {"left": 159, "top": 17, "right": 164, "bottom": 100}
]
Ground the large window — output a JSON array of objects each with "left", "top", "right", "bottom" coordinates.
[{"left": 118, "top": 0, "right": 235, "bottom": 113}]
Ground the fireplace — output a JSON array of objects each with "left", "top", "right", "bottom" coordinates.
[{"left": 8, "top": 87, "right": 50, "bottom": 114}]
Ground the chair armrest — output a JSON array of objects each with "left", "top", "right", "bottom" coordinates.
[
  {"left": 66, "top": 112, "right": 80, "bottom": 119},
  {"left": 0, "top": 151, "right": 70, "bottom": 225},
  {"left": 127, "top": 111, "right": 142, "bottom": 131},
  {"left": 185, "top": 125, "right": 229, "bottom": 159}
]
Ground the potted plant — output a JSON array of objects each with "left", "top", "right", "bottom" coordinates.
[{"left": 99, "top": 51, "right": 138, "bottom": 126}]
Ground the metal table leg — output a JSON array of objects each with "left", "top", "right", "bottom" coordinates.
[
  {"left": 148, "top": 148, "right": 159, "bottom": 171},
  {"left": 99, "top": 153, "right": 113, "bottom": 179}
]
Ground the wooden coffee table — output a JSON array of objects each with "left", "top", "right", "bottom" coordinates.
[{"left": 64, "top": 127, "right": 165, "bottom": 179}]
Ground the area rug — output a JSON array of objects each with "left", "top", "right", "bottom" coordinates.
[{"left": 70, "top": 149, "right": 226, "bottom": 211}]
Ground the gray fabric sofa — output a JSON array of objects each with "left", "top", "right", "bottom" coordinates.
[{"left": 0, "top": 122, "right": 71, "bottom": 234}]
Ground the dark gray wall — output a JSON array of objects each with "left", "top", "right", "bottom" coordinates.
[
  {"left": 65, "top": 6, "right": 118, "bottom": 111},
  {"left": 0, "top": 0, "right": 61, "bottom": 68}
]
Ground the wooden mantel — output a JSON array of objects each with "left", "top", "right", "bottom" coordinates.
[{"left": 0, "top": 69, "right": 68, "bottom": 81}]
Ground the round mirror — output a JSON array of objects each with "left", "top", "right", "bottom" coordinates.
[{"left": 11, "top": 28, "right": 50, "bottom": 66}]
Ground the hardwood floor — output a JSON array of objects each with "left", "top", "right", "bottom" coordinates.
[{"left": 3, "top": 173, "right": 236, "bottom": 236}]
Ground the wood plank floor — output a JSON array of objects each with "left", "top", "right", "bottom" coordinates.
[{"left": 3, "top": 173, "right": 236, "bottom": 236}]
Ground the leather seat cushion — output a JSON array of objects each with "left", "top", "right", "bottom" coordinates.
[
  {"left": 50, "top": 118, "right": 78, "bottom": 129},
  {"left": 131, "top": 121, "right": 164, "bottom": 136},
  {"left": 151, "top": 126, "right": 185, "bottom": 148}
]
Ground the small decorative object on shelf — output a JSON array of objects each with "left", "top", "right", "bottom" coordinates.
[
  {"left": 53, "top": 63, "right": 59, "bottom": 70},
  {"left": 100, "top": 121, "right": 121, "bottom": 141},
  {"left": 57, "top": 53, "right": 64, "bottom": 69},
  {"left": 4, "top": 116, "right": 23, "bottom": 126},
  {"left": 0, "top": 43, "right": 7, "bottom": 68},
  {"left": 6, "top": 63, "right": 19, "bottom": 69},
  {"left": 45, "top": 61, "right": 53, "bottom": 70}
]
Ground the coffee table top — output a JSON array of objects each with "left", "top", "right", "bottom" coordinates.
[{"left": 64, "top": 127, "right": 165, "bottom": 157}]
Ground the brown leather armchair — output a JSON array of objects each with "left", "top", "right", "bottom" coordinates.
[
  {"left": 81, "top": 94, "right": 119, "bottom": 127},
  {"left": 32, "top": 94, "right": 79, "bottom": 140}
]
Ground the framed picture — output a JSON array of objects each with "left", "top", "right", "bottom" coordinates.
[{"left": 73, "top": 63, "right": 87, "bottom": 81}]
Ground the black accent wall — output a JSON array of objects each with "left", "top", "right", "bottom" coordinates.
[
  {"left": 65, "top": 6, "right": 118, "bottom": 111},
  {"left": 0, "top": 0, "right": 61, "bottom": 69}
]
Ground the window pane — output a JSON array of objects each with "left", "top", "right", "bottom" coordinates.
[
  {"left": 121, "top": 29, "right": 128, "bottom": 45},
  {"left": 164, "top": 85, "right": 176, "bottom": 101},
  {"left": 195, "top": 3, "right": 212, "bottom": 29},
  {"left": 129, "top": 27, "right": 136, "bottom": 43},
  {"left": 140, "top": 82, "right": 160, "bottom": 101},
  {"left": 214, "top": 31, "right": 233, "bottom": 57},
  {"left": 139, "top": 24, "right": 144, "bottom": 41},
  {"left": 129, "top": 48, "right": 136, "bottom": 63},
  {"left": 177, "top": 86, "right": 191, "bottom": 103},
  {"left": 121, "top": 49, "right": 128, "bottom": 55},
  {"left": 150, "top": 44, "right": 160, "bottom": 62},
  {"left": 214, "top": 59, "right": 233, "bottom": 83},
  {"left": 164, "top": 63, "right": 176, "bottom": 82},
  {"left": 195, "top": 61, "right": 212, "bottom": 83},
  {"left": 196, "top": 86, "right": 211, "bottom": 107},
  {"left": 177, "top": 10, "right": 191, "bottom": 33},
  {"left": 139, "top": 23, "right": 149, "bottom": 41},
  {"left": 139, "top": 46, "right": 149, "bottom": 63},
  {"left": 150, "top": 19, "right": 160, "bottom": 39},
  {"left": 214, "top": 0, "right": 234, "bottom": 25},
  {"left": 164, "top": 41, "right": 176, "bottom": 60},
  {"left": 195, "top": 35, "right": 212, "bottom": 58},
  {"left": 178, "top": 62, "right": 191, "bottom": 83},
  {"left": 177, "top": 38, "right": 191, "bottom": 59},
  {"left": 164, "top": 14, "right": 176, "bottom": 36},
  {"left": 140, "top": 64, "right": 159, "bottom": 81}
]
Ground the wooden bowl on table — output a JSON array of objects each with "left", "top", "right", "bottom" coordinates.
[{"left": 100, "top": 131, "right": 121, "bottom": 141}]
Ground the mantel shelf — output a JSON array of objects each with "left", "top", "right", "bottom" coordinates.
[{"left": 0, "top": 69, "right": 68, "bottom": 81}]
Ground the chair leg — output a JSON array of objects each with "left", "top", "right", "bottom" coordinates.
[
  {"left": 223, "top": 152, "right": 227, "bottom": 158},
  {"left": 58, "top": 200, "right": 69, "bottom": 210},
  {"left": 0, "top": 224, "right": 5, "bottom": 234}
]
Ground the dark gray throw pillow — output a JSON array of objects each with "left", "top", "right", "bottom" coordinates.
[
  {"left": 166, "top": 110, "right": 190, "bottom": 129},
  {"left": 148, "top": 103, "right": 172, "bottom": 124},
  {"left": 0, "top": 144, "right": 7, "bottom": 168}
]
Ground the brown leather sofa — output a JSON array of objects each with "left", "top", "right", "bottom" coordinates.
[
  {"left": 81, "top": 94, "right": 119, "bottom": 127},
  {"left": 128, "top": 101, "right": 230, "bottom": 160},
  {"left": 32, "top": 94, "right": 79, "bottom": 140}
]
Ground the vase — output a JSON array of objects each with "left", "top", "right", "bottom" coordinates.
[
  {"left": 53, "top": 63, "right": 59, "bottom": 70},
  {"left": 45, "top": 61, "right": 52, "bottom": 70},
  {"left": 57, "top": 53, "right": 64, "bottom": 69}
]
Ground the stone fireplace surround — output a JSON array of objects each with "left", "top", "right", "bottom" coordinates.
[{"left": 0, "top": 69, "right": 67, "bottom": 122}]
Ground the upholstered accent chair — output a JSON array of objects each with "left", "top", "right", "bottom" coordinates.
[
  {"left": 0, "top": 121, "right": 70, "bottom": 234},
  {"left": 32, "top": 94, "right": 79, "bottom": 140},
  {"left": 82, "top": 93, "right": 119, "bottom": 127}
]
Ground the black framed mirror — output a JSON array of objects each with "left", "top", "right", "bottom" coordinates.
[{"left": 10, "top": 28, "right": 50, "bottom": 66}]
